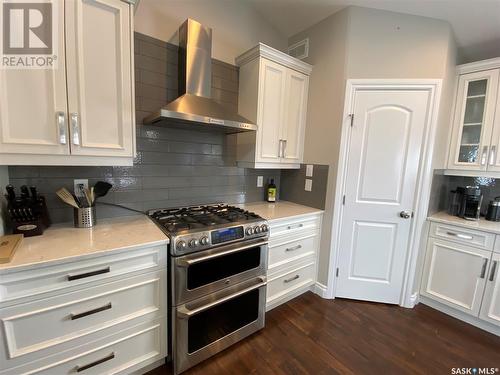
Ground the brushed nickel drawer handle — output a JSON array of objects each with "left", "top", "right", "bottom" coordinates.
[
  {"left": 489, "top": 261, "right": 498, "bottom": 282},
  {"left": 287, "top": 224, "right": 304, "bottom": 230},
  {"left": 445, "top": 231, "right": 473, "bottom": 240},
  {"left": 285, "top": 245, "right": 302, "bottom": 252},
  {"left": 71, "top": 302, "right": 112, "bottom": 320},
  {"left": 67, "top": 267, "right": 110, "bottom": 281},
  {"left": 490, "top": 145, "right": 497, "bottom": 166},
  {"left": 284, "top": 274, "right": 300, "bottom": 283},
  {"left": 76, "top": 352, "right": 115, "bottom": 372},
  {"left": 480, "top": 258, "right": 488, "bottom": 279}
]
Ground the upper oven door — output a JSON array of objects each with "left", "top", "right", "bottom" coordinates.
[{"left": 172, "top": 238, "right": 268, "bottom": 305}]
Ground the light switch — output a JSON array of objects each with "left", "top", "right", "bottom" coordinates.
[
  {"left": 305, "top": 179, "right": 312, "bottom": 191},
  {"left": 306, "top": 164, "right": 314, "bottom": 177},
  {"left": 257, "top": 176, "right": 263, "bottom": 187}
]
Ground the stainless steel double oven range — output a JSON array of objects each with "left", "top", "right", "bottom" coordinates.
[{"left": 149, "top": 204, "right": 269, "bottom": 374}]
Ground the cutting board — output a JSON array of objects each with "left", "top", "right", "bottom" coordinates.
[{"left": 0, "top": 234, "right": 23, "bottom": 263}]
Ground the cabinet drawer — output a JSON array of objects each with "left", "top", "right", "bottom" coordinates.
[
  {"left": 1, "top": 320, "right": 165, "bottom": 375},
  {"left": 429, "top": 222, "right": 494, "bottom": 250},
  {"left": 0, "top": 245, "right": 166, "bottom": 304},
  {"left": 268, "top": 235, "right": 317, "bottom": 271},
  {"left": 267, "top": 262, "right": 315, "bottom": 304},
  {"left": 270, "top": 215, "right": 320, "bottom": 239},
  {"left": 0, "top": 271, "right": 163, "bottom": 365}
]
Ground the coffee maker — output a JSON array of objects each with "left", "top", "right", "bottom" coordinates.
[{"left": 448, "top": 186, "right": 483, "bottom": 221}]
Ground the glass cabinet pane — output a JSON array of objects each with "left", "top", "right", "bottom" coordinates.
[
  {"left": 467, "top": 80, "right": 487, "bottom": 96},
  {"left": 458, "top": 79, "right": 488, "bottom": 163},
  {"left": 464, "top": 96, "right": 486, "bottom": 124}
]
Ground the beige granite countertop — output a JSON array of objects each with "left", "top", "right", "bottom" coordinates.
[
  {"left": 0, "top": 215, "right": 169, "bottom": 273},
  {"left": 239, "top": 201, "right": 323, "bottom": 222},
  {"left": 428, "top": 211, "right": 500, "bottom": 235}
]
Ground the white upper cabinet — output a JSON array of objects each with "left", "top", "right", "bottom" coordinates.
[
  {"left": 447, "top": 59, "right": 500, "bottom": 174},
  {"left": 65, "top": 0, "right": 134, "bottom": 157},
  {"left": 0, "top": 1, "right": 68, "bottom": 156},
  {"left": 0, "top": 0, "right": 135, "bottom": 166},
  {"left": 236, "top": 43, "right": 311, "bottom": 169},
  {"left": 257, "top": 59, "right": 287, "bottom": 163},
  {"left": 282, "top": 70, "right": 308, "bottom": 164}
]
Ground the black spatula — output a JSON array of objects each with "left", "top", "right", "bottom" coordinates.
[{"left": 93, "top": 181, "right": 113, "bottom": 200}]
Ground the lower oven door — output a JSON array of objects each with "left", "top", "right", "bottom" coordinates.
[
  {"left": 173, "top": 276, "right": 266, "bottom": 374},
  {"left": 173, "top": 238, "right": 268, "bottom": 304}
]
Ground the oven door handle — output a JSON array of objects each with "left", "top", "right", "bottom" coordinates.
[
  {"left": 177, "top": 277, "right": 266, "bottom": 319},
  {"left": 176, "top": 239, "right": 268, "bottom": 267}
]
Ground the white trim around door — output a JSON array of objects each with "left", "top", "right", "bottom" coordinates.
[{"left": 326, "top": 79, "right": 442, "bottom": 307}]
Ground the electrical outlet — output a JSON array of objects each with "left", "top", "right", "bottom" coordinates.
[
  {"left": 74, "top": 179, "right": 88, "bottom": 197},
  {"left": 305, "top": 179, "right": 313, "bottom": 192},
  {"left": 306, "top": 164, "right": 314, "bottom": 177},
  {"left": 257, "top": 176, "right": 264, "bottom": 187}
]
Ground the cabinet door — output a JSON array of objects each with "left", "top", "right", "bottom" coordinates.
[
  {"left": 256, "top": 59, "right": 286, "bottom": 163},
  {"left": 421, "top": 238, "right": 490, "bottom": 316},
  {"left": 0, "top": 0, "right": 68, "bottom": 156},
  {"left": 485, "top": 77, "right": 500, "bottom": 172},
  {"left": 447, "top": 70, "right": 499, "bottom": 170},
  {"left": 65, "top": 0, "right": 134, "bottom": 157},
  {"left": 281, "top": 70, "right": 308, "bottom": 164},
  {"left": 479, "top": 252, "right": 500, "bottom": 326}
]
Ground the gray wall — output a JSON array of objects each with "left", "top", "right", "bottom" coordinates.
[
  {"left": 289, "top": 6, "right": 457, "bottom": 286},
  {"left": 280, "top": 164, "right": 329, "bottom": 210},
  {"left": 8, "top": 33, "right": 280, "bottom": 223}
]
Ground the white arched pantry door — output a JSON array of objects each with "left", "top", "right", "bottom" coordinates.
[{"left": 335, "top": 87, "right": 432, "bottom": 304}]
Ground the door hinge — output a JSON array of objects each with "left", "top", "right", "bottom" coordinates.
[
  {"left": 336, "top": 268, "right": 339, "bottom": 277},
  {"left": 342, "top": 195, "right": 345, "bottom": 205},
  {"left": 349, "top": 113, "right": 354, "bottom": 127}
]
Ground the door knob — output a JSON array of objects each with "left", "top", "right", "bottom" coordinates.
[{"left": 399, "top": 210, "right": 412, "bottom": 219}]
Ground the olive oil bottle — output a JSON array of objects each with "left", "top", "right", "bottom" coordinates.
[{"left": 267, "top": 178, "right": 277, "bottom": 202}]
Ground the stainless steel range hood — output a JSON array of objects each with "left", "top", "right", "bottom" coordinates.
[{"left": 143, "top": 19, "right": 256, "bottom": 133}]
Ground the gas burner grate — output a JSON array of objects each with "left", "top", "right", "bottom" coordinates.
[{"left": 149, "top": 204, "right": 261, "bottom": 234}]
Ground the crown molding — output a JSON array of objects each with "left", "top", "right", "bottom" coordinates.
[
  {"left": 457, "top": 57, "right": 500, "bottom": 75},
  {"left": 236, "top": 43, "right": 312, "bottom": 75}
]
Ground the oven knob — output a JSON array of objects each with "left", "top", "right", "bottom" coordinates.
[
  {"left": 246, "top": 227, "right": 254, "bottom": 235},
  {"left": 200, "top": 236, "right": 209, "bottom": 245},
  {"left": 176, "top": 240, "right": 187, "bottom": 250},
  {"left": 261, "top": 224, "right": 268, "bottom": 232},
  {"left": 254, "top": 226, "right": 261, "bottom": 233},
  {"left": 189, "top": 239, "right": 199, "bottom": 248}
]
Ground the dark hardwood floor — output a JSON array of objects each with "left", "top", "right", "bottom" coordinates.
[{"left": 147, "top": 292, "right": 500, "bottom": 374}]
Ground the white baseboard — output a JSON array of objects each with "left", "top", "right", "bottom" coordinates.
[{"left": 312, "top": 282, "right": 330, "bottom": 299}]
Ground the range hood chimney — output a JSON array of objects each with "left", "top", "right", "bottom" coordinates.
[{"left": 143, "top": 19, "right": 256, "bottom": 133}]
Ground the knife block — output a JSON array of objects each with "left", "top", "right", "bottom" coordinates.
[{"left": 8, "top": 196, "right": 51, "bottom": 237}]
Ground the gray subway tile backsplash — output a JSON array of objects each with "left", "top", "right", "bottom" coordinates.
[{"left": 8, "top": 32, "right": 280, "bottom": 223}]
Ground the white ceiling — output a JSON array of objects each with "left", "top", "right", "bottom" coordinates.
[{"left": 248, "top": 0, "right": 500, "bottom": 62}]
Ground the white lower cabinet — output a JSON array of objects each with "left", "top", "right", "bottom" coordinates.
[
  {"left": 265, "top": 213, "right": 322, "bottom": 310},
  {"left": 0, "top": 245, "right": 167, "bottom": 374},
  {"left": 479, "top": 252, "right": 500, "bottom": 326},
  {"left": 421, "top": 237, "right": 490, "bottom": 316},
  {"left": 421, "top": 221, "right": 500, "bottom": 331}
]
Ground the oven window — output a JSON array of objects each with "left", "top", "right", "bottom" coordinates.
[
  {"left": 187, "top": 288, "right": 260, "bottom": 353},
  {"left": 187, "top": 246, "right": 261, "bottom": 290}
]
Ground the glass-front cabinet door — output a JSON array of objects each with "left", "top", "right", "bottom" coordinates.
[{"left": 447, "top": 69, "right": 499, "bottom": 170}]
